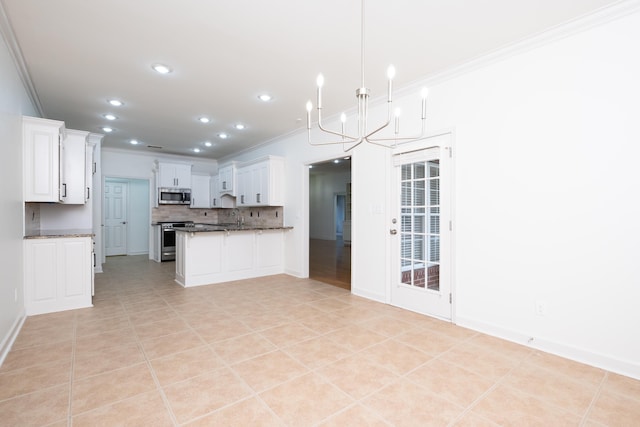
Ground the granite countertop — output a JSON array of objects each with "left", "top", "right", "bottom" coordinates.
[
  {"left": 24, "top": 229, "right": 95, "bottom": 239},
  {"left": 174, "top": 224, "right": 293, "bottom": 233}
]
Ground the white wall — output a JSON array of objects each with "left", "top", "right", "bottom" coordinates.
[
  {"left": 434, "top": 9, "right": 640, "bottom": 378},
  {"left": 309, "top": 170, "right": 350, "bottom": 240},
  {"left": 0, "top": 29, "right": 38, "bottom": 362},
  {"left": 221, "top": 7, "right": 640, "bottom": 379}
]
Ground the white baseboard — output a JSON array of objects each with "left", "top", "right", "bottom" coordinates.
[
  {"left": 456, "top": 316, "right": 640, "bottom": 381},
  {"left": 0, "top": 309, "right": 26, "bottom": 368},
  {"left": 351, "top": 286, "right": 385, "bottom": 303}
]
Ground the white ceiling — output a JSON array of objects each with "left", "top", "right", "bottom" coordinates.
[{"left": 2, "top": 0, "right": 619, "bottom": 159}]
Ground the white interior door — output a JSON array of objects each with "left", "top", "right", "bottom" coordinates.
[
  {"left": 104, "top": 180, "right": 128, "bottom": 256},
  {"left": 390, "top": 135, "right": 452, "bottom": 320}
]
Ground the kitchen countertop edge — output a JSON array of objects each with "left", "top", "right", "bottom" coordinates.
[
  {"left": 174, "top": 226, "right": 293, "bottom": 233},
  {"left": 24, "top": 229, "right": 95, "bottom": 239}
]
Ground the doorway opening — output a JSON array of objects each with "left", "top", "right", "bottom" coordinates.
[
  {"left": 308, "top": 158, "right": 351, "bottom": 290},
  {"left": 103, "top": 177, "right": 150, "bottom": 262}
]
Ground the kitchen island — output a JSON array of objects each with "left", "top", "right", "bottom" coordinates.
[{"left": 174, "top": 225, "right": 292, "bottom": 287}]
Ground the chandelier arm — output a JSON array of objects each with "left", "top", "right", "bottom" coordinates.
[
  {"left": 316, "top": 107, "right": 359, "bottom": 141},
  {"left": 308, "top": 128, "right": 359, "bottom": 146},
  {"left": 362, "top": 116, "right": 392, "bottom": 140},
  {"left": 367, "top": 118, "right": 427, "bottom": 143}
]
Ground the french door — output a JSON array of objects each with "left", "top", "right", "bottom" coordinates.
[{"left": 390, "top": 134, "right": 452, "bottom": 319}]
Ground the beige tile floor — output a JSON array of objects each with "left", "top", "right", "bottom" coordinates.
[{"left": 1, "top": 255, "right": 639, "bottom": 426}]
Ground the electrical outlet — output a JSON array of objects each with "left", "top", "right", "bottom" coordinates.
[{"left": 534, "top": 300, "right": 547, "bottom": 316}]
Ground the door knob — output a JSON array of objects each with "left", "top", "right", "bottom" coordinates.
[{"left": 390, "top": 229, "right": 397, "bottom": 235}]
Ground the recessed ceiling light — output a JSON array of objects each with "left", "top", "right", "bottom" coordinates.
[
  {"left": 204, "top": 141, "right": 212, "bottom": 147},
  {"left": 309, "top": 165, "right": 313, "bottom": 169},
  {"left": 234, "top": 123, "right": 246, "bottom": 130},
  {"left": 152, "top": 63, "right": 172, "bottom": 74},
  {"left": 103, "top": 114, "right": 117, "bottom": 121},
  {"left": 130, "top": 139, "right": 139, "bottom": 145},
  {"left": 333, "top": 159, "right": 340, "bottom": 164},
  {"left": 108, "top": 99, "right": 123, "bottom": 107},
  {"left": 198, "top": 117, "right": 211, "bottom": 124},
  {"left": 344, "top": 156, "right": 350, "bottom": 160},
  {"left": 218, "top": 133, "right": 228, "bottom": 139},
  {"left": 193, "top": 148, "right": 201, "bottom": 153},
  {"left": 101, "top": 127, "right": 113, "bottom": 133},
  {"left": 258, "top": 94, "right": 272, "bottom": 102}
]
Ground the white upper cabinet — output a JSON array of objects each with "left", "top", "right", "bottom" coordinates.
[
  {"left": 190, "top": 174, "right": 211, "bottom": 208},
  {"left": 59, "top": 129, "right": 88, "bottom": 204},
  {"left": 218, "top": 163, "right": 237, "bottom": 196},
  {"left": 236, "top": 156, "right": 285, "bottom": 206},
  {"left": 210, "top": 175, "right": 220, "bottom": 208},
  {"left": 157, "top": 162, "right": 192, "bottom": 188},
  {"left": 23, "top": 116, "right": 65, "bottom": 202}
]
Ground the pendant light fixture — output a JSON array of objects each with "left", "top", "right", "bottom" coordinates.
[{"left": 306, "top": 0, "right": 428, "bottom": 150}]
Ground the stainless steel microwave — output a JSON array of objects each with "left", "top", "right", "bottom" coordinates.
[{"left": 158, "top": 187, "right": 191, "bottom": 205}]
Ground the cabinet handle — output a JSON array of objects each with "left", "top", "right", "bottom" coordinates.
[
  {"left": 240, "top": 195, "right": 245, "bottom": 204},
  {"left": 222, "top": 181, "right": 227, "bottom": 190},
  {"left": 62, "top": 183, "right": 67, "bottom": 198},
  {"left": 93, "top": 252, "right": 96, "bottom": 267},
  {"left": 256, "top": 193, "right": 261, "bottom": 203},
  {"left": 86, "top": 187, "right": 90, "bottom": 200}
]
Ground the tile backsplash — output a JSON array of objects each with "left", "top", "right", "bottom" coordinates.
[{"left": 152, "top": 205, "right": 283, "bottom": 227}]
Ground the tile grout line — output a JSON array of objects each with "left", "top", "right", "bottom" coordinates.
[
  {"left": 66, "top": 312, "right": 78, "bottom": 427},
  {"left": 579, "top": 371, "right": 608, "bottom": 426}
]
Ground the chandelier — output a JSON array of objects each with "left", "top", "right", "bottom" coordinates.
[{"left": 306, "top": 0, "right": 429, "bottom": 150}]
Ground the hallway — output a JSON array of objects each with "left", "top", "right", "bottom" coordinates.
[{"left": 309, "top": 238, "right": 351, "bottom": 290}]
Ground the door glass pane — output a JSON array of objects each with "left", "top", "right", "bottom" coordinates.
[{"left": 399, "top": 159, "right": 440, "bottom": 291}]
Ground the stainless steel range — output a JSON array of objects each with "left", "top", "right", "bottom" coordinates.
[{"left": 159, "top": 221, "right": 194, "bottom": 261}]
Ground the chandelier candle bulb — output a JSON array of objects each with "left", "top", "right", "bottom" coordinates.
[
  {"left": 306, "top": 101, "right": 313, "bottom": 129},
  {"left": 421, "top": 87, "right": 429, "bottom": 119},
  {"left": 316, "top": 74, "right": 324, "bottom": 109},
  {"left": 387, "top": 65, "right": 395, "bottom": 102}
]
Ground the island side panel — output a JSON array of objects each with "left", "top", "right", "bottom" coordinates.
[{"left": 175, "top": 229, "right": 286, "bottom": 287}]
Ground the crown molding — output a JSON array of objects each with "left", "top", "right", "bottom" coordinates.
[
  {"left": 394, "top": 0, "right": 640, "bottom": 98},
  {"left": 0, "top": 0, "right": 44, "bottom": 116}
]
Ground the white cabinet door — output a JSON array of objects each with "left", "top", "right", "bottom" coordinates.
[
  {"left": 23, "top": 116, "right": 65, "bottom": 202},
  {"left": 24, "top": 237, "right": 92, "bottom": 315},
  {"left": 59, "top": 129, "right": 87, "bottom": 204},
  {"left": 190, "top": 174, "right": 211, "bottom": 208},
  {"left": 85, "top": 141, "right": 94, "bottom": 202},
  {"left": 256, "top": 230, "right": 284, "bottom": 268},
  {"left": 236, "top": 166, "right": 250, "bottom": 206},
  {"left": 158, "top": 162, "right": 192, "bottom": 188},
  {"left": 218, "top": 164, "right": 236, "bottom": 195},
  {"left": 210, "top": 175, "right": 220, "bottom": 208},
  {"left": 174, "top": 165, "right": 192, "bottom": 188}
]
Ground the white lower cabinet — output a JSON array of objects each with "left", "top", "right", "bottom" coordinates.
[
  {"left": 24, "top": 237, "right": 93, "bottom": 315},
  {"left": 175, "top": 229, "right": 286, "bottom": 287}
]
